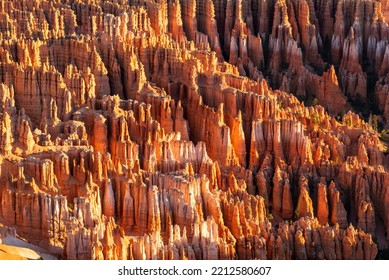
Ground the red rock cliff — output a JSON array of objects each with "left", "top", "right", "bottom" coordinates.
[{"left": 1, "top": 0, "right": 388, "bottom": 260}]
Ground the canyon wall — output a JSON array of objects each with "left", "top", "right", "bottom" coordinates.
[{"left": 1, "top": 0, "right": 389, "bottom": 260}]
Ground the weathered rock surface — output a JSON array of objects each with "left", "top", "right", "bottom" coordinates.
[{"left": 1, "top": 0, "right": 388, "bottom": 260}]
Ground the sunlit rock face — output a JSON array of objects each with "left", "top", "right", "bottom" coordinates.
[{"left": 3, "top": 0, "right": 389, "bottom": 260}]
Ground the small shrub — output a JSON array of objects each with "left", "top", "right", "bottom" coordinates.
[
  {"left": 379, "top": 130, "right": 389, "bottom": 142},
  {"left": 311, "top": 112, "right": 321, "bottom": 125},
  {"left": 293, "top": 209, "right": 299, "bottom": 221},
  {"left": 344, "top": 117, "right": 352, "bottom": 127},
  {"left": 369, "top": 114, "right": 379, "bottom": 132}
]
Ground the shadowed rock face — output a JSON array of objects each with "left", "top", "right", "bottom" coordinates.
[{"left": 1, "top": 0, "right": 389, "bottom": 260}]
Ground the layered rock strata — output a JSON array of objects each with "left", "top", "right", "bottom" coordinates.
[{"left": 1, "top": 0, "right": 388, "bottom": 260}]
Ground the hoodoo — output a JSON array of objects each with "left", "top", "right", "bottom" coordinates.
[{"left": 0, "top": 0, "right": 389, "bottom": 260}]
